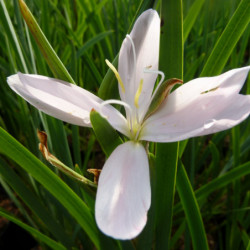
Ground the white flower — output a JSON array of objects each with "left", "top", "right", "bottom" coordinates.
[{"left": 7, "top": 9, "right": 250, "bottom": 240}]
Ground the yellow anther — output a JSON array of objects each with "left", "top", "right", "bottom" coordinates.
[
  {"left": 105, "top": 59, "right": 125, "bottom": 93},
  {"left": 134, "top": 79, "right": 144, "bottom": 108}
]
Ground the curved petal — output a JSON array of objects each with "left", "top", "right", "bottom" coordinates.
[
  {"left": 141, "top": 67, "right": 250, "bottom": 142},
  {"left": 95, "top": 141, "right": 151, "bottom": 239},
  {"left": 7, "top": 73, "right": 129, "bottom": 136},
  {"left": 118, "top": 9, "right": 160, "bottom": 119}
]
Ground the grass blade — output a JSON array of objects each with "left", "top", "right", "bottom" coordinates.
[
  {"left": 155, "top": 1, "right": 183, "bottom": 249},
  {"left": 176, "top": 161, "right": 209, "bottom": 250},
  {"left": 98, "top": 55, "right": 119, "bottom": 100},
  {"left": 0, "top": 127, "right": 100, "bottom": 248},
  {"left": 77, "top": 30, "right": 114, "bottom": 58},
  {"left": 196, "top": 161, "right": 250, "bottom": 199},
  {"left": 174, "top": 161, "right": 250, "bottom": 214},
  {"left": 0, "top": 0, "right": 28, "bottom": 72},
  {"left": 90, "top": 110, "right": 123, "bottom": 157},
  {"left": 201, "top": 0, "right": 250, "bottom": 76},
  {"left": 183, "top": 0, "right": 205, "bottom": 42},
  {"left": 0, "top": 208, "right": 66, "bottom": 250},
  {"left": 0, "top": 157, "right": 74, "bottom": 248},
  {"left": 18, "top": 0, "right": 75, "bottom": 83}
]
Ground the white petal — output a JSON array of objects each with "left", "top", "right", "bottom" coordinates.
[
  {"left": 141, "top": 67, "right": 250, "bottom": 142},
  {"left": 7, "top": 73, "right": 129, "bottom": 135},
  {"left": 118, "top": 9, "right": 160, "bottom": 119},
  {"left": 95, "top": 141, "right": 151, "bottom": 240}
]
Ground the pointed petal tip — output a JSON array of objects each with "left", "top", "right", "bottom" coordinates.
[
  {"left": 141, "top": 66, "right": 250, "bottom": 142},
  {"left": 7, "top": 73, "right": 18, "bottom": 84},
  {"left": 118, "top": 8, "right": 160, "bottom": 117}
]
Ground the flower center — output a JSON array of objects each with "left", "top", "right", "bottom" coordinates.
[
  {"left": 104, "top": 57, "right": 143, "bottom": 141},
  {"left": 103, "top": 34, "right": 178, "bottom": 141},
  {"left": 104, "top": 61, "right": 168, "bottom": 141},
  {"left": 100, "top": 98, "right": 141, "bottom": 141}
]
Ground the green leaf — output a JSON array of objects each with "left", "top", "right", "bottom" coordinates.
[
  {"left": 183, "top": 0, "right": 205, "bottom": 42},
  {"left": 77, "top": 30, "right": 113, "bottom": 58},
  {"left": 18, "top": 0, "right": 75, "bottom": 83},
  {"left": 155, "top": 142, "right": 179, "bottom": 250},
  {"left": 0, "top": 158, "right": 74, "bottom": 248},
  {"left": 0, "top": 208, "right": 66, "bottom": 250},
  {"left": 196, "top": 161, "right": 250, "bottom": 200},
  {"left": 208, "top": 141, "right": 220, "bottom": 169},
  {"left": 0, "top": 0, "right": 28, "bottom": 72},
  {"left": 201, "top": 0, "right": 250, "bottom": 76},
  {"left": 82, "top": 53, "right": 103, "bottom": 85},
  {"left": 176, "top": 161, "right": 209, "bottom": 250},
  {"left": 0, "top": 127, "right": 100, "bottom": 249},
  {"left": 137, "top": 155, "right": 156, "bottom": 250},
  {"left": 90, "top": 110, "right": 123, "bottom": 157},
  {"left": 155, "top": 1, "right": 183, "bottom": 249},
  {"left": 174, "top": 161, "right": 250, "bottom": 214},
  {"left": 248, "top": 241, "right": 250, "bottom": 250},
  {"left": 160, "top": 1, "right": 183, "bottom": 79},
  {"left": 98, "top": 55, "right": 119, "bottom": 100},
  {"left": 179, "top": 139, "right": 188, "bottom": 157}
]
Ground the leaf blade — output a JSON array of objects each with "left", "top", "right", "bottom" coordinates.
[
  {"left": 0, "top": 208, "right": 67, "bottom": 250},
  {"left": 155, "top": 1, "right": 183, "bottom": 249},
  {"left": 201, "top": 0, "right": 250, "bottom": 76},
  {"left": 18, "top": 0, "right": 75, "bottom": 83},
  {"left": 0, "top": 127, "right": 100, "bottom": 249},
  {"left": 176, "top": 161, "right": 209, "bottom": 250}
]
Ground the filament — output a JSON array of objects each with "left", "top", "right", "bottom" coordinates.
[
  {"left": 134, "top": 79, "right": 144, "bottom": 109},
  {"left": 105, "top": 59, "right": 125, "bottom": 93},
  {"left": 126, "top": 35, "right": 137, "bottom": 72},
  {"left": 144, "top": 68, "right": 165, "bottom": 102},
  {"left": 100, "top": 99, "right": 133, "bottom": 131}
]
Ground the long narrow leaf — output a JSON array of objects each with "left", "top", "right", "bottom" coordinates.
[
  {"left": 98, "top": 55, "right": 119, "bottom": 100},
  {"left": 196, "top": 161, "right": 250, "bottom": 199},
  {"left": 0, "top": 208, "right": 66, "bottom": 250},
  {"left": 0, "top": 0, "right": 28, "bottom": 73},
  {"left": 77, "top": 31, "right": 113, "bottom": 58},
  {"left": 0, "top": 127, "right": 100, "bottom": 249},
  {"left": 155, "top": 1, "right": 183, "bottom": 249},
  {"left": 90, "top": 110, "right": 123, "bottom": 157},
  {"left": 183, "top": 0, "right": 205, "bottom": 42},
  {"left": 0, "top": 158, "right": 74, "bottom": 248},
  {"left": 174, "top": 161, "right": 250, "bottom": 214},
  {"left": 201, "top": 0, "right": 250, "bottom": 76},
  {"left": 176, "top": 161, "right": 209, "bottom": 250},
  {"left": 18, "top": 0, "right": 75, "bottom": 83}
]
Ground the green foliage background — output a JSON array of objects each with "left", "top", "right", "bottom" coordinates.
[{"left": 0, "top": 0, "right": 249, "bottom": 249}]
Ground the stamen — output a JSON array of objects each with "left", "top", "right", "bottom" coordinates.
[
  {"left": 144, "top": 68, "right": 165, "bottom": 102},
  {"left": 100, "top": 99, "right": 132, "bottom": 117},
  {"left": 135, "top": 128, "right": 141, "bottom": 141},
  {"left": 134, "top": 79, "right": 144, "bottom": 108},
  {"left": 100, "top": 99, "right": 133, "bottom": 131},
  {"left": 126, "top": 35, "right": 137, "bottom": 70},
  {"left": 105, "top": 59, "right": 125, "bottom": 93}
]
